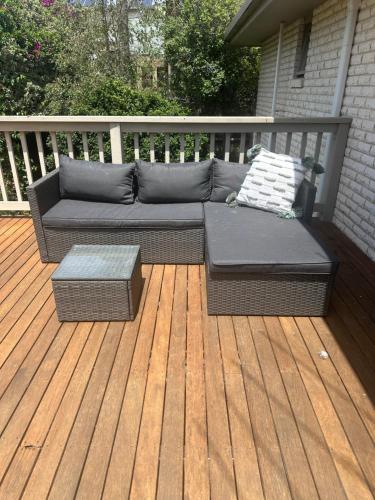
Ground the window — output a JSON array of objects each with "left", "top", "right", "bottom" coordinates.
[{"left": 294, "top": 18, "right": 312, "bottom": 78}]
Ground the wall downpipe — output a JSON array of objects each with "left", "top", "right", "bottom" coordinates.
[
  {"left": 271, "top": 22, "right": 285, "bottom": 116},
  {"left": 269, "top": 22, "right": 285, "bottom": 149},
  {"left": 320, "top": 0, "right": 360, "bottom": 218}
]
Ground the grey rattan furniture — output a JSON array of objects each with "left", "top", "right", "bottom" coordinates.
[
  {"left": 204, "top": 202, "right": 338, "bottom": 316},
  {"left": 51, "top": 245, "right": 142, "bottom": 321},
  {"left": 28, "top": 166, "right": 338, "bottom": 316},
  {"left": 27, "top": 171, "right": 315, "bottom": 265},
  {"left": 27, "top": 169, "right": 204, "bottom": 264}
]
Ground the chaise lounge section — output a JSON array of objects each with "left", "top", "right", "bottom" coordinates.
[{"left": 204, "top": 201, "right": 338, "bottom": 316}]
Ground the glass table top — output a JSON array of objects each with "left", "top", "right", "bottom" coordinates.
[{"left": 51, "top": 245, "right": 140, "bottom": 281}]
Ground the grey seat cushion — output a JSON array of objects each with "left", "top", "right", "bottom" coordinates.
[
  {"left": 210, "top": 159, "right": 249, "bottom": 202},
  {"left": 204, "top": 202, "right": 338, "bottom": 274},
  {"left": 43, "top": 199, "right": 204, "bottom": 229},
  {"left": 136, "top": 160, "right": 212, "bottom": 203},
  {"left": 59, "top": 155, "right": 135, "bottom": 204}
]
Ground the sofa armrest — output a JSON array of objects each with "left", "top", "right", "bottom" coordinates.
[
  {"left": 294, "top": 179, "right": 317, "bottom": 224},
  {"left": 26, "top": 169, "right": 60, "bottom": 262}
]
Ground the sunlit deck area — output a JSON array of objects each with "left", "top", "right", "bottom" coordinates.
[{"left": 0, "top": 217, "right": 374, "bottom": 499}]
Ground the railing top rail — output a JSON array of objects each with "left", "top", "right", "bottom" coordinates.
[{"left": 0, "top": 115, "right": 353, "bottom": 124}]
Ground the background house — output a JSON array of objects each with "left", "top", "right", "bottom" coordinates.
[{"left": 226, "top": 0, "right": 375, "bottom": 261}]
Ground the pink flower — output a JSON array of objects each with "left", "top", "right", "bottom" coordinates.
[
  {"left": 33, "top": 41, "right": 42, "bottom": 58},
  {"left": 41, "top": 0, "right": 55, "bottom": 6}
]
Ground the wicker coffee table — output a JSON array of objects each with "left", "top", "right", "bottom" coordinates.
[{"left": 51, "top": 245, "right": 142, "bottom": 321}]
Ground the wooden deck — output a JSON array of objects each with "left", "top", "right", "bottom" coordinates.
[{"left": 0, "top": 217, "right": 374, "bottom": 500}]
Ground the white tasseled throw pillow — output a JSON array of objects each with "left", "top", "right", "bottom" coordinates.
[{"left": 237, "top": 148, "right": 307, "bottom": 215}]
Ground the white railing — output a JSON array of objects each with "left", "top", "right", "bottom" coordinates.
[{"left": 0, "top": 116, "right": 351, "bottom": 220}]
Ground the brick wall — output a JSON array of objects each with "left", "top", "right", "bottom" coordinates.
[{"left": 256, "top": 0, "right": 375, "bottom": 260}]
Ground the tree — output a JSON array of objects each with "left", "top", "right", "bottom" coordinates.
[
  {"left": 0, "top": 0, "right": 75, "bottom": 114},
  {"left": 164, "top": 0, "right": 260, "bottom": 115}
]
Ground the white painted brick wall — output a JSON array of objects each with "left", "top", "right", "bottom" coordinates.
[{"left": 256, "top": 0, "right": 375, "bottom": 261}]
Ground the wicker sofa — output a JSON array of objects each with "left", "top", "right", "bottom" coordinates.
[{"left": 27, "top": 160, "right": 338, "bottom": 316}]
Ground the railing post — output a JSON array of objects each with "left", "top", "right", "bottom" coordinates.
[
  {"left": 319, "top": 122, "right": 351, "bottom": 221},
  {"left": 110, "top": 123, "right": 123, "bottom": 164}
]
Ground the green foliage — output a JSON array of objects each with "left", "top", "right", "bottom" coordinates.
[
  {"left": 45, "top": 77, "right": 203, "bottom": 164},
  {"left": 0, "top": 0, "right": 78, "bottom": 114},
  {"left": 164, "top": 0, "right": 260, "bottom": 115}
]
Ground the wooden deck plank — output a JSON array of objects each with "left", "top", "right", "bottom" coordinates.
[
  {"left": 0, "top": 218, "right": 19, "bottom": 234},
  {"left": 48, "top": 322, "right": 122, "bottom": 499},
  {"left": 0, "top": 237, "right": 37, "bottom": 277},
  {"left": 280, "top": 317, "right": 373, "bottom": 500},
  {"left": 130, "top": 265, "right": 175, "bottom": 499},
  {"left": 76, "top": 266, "right": 152, "bottom": 499},
  {"left": 199, "top": 267, "right": 263, "bottom": 500},
  {"left": 0, "top": 223, "right": 35, "bottom": 266},
  {"left": 0, "top": 244, "right": 38, "bottom": 290},
  {"left": 103, "top": 265, "right": 164, "bottom": 499},
  {"left": 0, "top": 276, "right": 53, "bottom": 349},
  {"left": 203, "top": 316, "right": 237, "bottom": 499},
  {"left": 263, "top": 316, "right": 346, "bottom": 500},
  {"left": 0, "top": 318, "right": 76, "bottom": 484},
  {"left": 233, "top": 316, "right": 292, "bottom": 500},
  {"left": 157, "top": 265, "right": 187, "bottom": 500},
  {"left": 0, "top": 219, "right": 31, "bottom": 252},
  {"left": 300, "top": 317, "right": 375, "bottom": 493},
  {"left": 0, "top": 323, "right": 92, "bottom": 498},
  {"left": 0, "top": 218, "right": 373, "bottom": 499},
  {"left": 184, "top": 265, "right": 210, "bottom": 500},
  {"left": 249, "top": 316, "right": 319, "bottom": 500},
  {"left": 0, "top": 264, "right": 52, "bottom": 326},
  {"left": 332, "top": 291, "right": 375, "bottom": 364},
  {"left": 0, "top": 295, "right": 55, "bottom": 388},
  {"left": 22, "top": 322, "right": 107, "bottom": 498}
]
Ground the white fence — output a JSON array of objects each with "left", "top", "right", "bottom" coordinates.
[{"left": 0, "top": 116, "right": 351, "bottom": 220}]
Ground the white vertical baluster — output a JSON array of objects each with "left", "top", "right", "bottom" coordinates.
[
  {"left": 82, "top": 132, "right": 89, "bottom": 161},
  {"left": 0, "top": 158, "right": 8, "bottom": 201},
  {"left": 194, "top": 134, "right": 200, "bottom": 162},
  {"left": 35, "top": 132, "right": 47, "bottom": 176},
  {"left": 50, "top": 132, "right": 60, "bottom": 168},
  {"left": 97, "top": 133, "right": 105, "bottom": 162},
  {"left": 19, "top": 132, "right": 33, "bottom": 185},
  {"left": 110, "top": 123, "right": 123, "bottom": 163},
  {"left": 134, "top": 133, "right": 140, "bottom": 161},
  {"left": 179, "top": 134, "right": 185, "bottom": 163},
  {"left": 239, "top": 133, "right": 246, "bottom": 164},
  {"left": 255, "top": 132, "right": 261, "bottom": 145},
  {"left": 165, "top": 134, "right": 170, "bottom": 163},
  {"left": 285, "top": 132, "right": 292, "bottom": 155},
  {"left": 66, "top": 133, "right": 74, "bottom": 159},
  {"left": 300, "top": 131, "right": 307, "bottom": 158},
  {"left": 224, "top": 133, "right": 230, "bottom": 161},
  {"left": 4, "top": 132, "right": 22, "bottom": 201},
  {"left": 149, "top": 133, "right": 155, "bottom": 162},
  {"left": 209, "top": 133, "right": 215, "bottom": 159}
]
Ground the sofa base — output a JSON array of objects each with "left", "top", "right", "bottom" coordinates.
[
  {"left": 42, "top": 227, "right": 204, "bottom": 264},
  {"left": 206, "top": 264, "right": 335, "bottom": 316}
]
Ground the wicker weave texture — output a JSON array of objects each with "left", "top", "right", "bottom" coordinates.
[
  {"left": 44, "top": 227, "right": 204, "bottom": 263},
  {"left": 206, "top": 266, "right": 335, "bottom": 316},
  {"left": 28, "top": 188, "right": 49, "bottom": 262},
  {"left": 53, "top": 250, "right": 142, "bottom": 321}
]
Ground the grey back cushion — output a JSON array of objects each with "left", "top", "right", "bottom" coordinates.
[
  {"left": 210, "top": 158, "right": 250, "bottom": 202},
  {"left": 136, "top": 159, "right": 212, "bottom": 203},
  {"left": 59, "top": 155, "right": 135, "bottom": 204}
]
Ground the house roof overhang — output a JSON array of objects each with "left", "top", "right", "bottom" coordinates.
[{"left": 225, "top": 0, "right": 325, "bottom": 46}]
